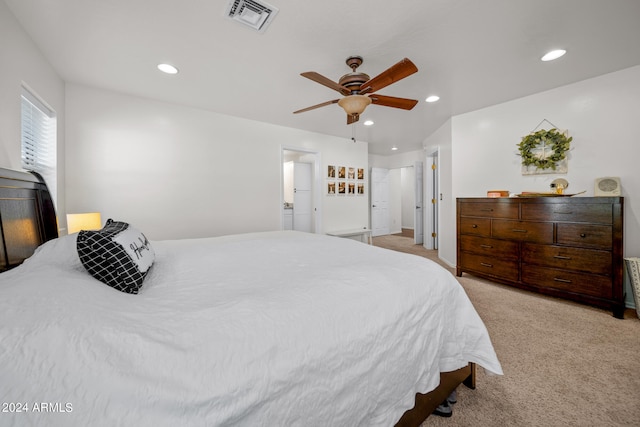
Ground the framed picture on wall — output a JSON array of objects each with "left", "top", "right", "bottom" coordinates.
[
  {"left": 327, "top": 182, "right": 336, "bottom": 195},
  {"left": 327, "top": 165, "right": 336, "bottom": 179},
  {"left": 357, "top": 168, "right": 364, "bottom": 180},
  {"left": 357, "top": 183, "right": 365, "bottom": 195},
  {"left": 338, "top": 181, "right": 346, "bottom": 195},
  {"left": 338, "top": 166, "right": 346, "bottom": 179},
  {"left": 348, "top": 182, "right": 355, "bottom": 195},
  {"left": 348, "top": 167, "right": 355, "bottom": 180}
]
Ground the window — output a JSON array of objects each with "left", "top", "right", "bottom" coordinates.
[{"left": 21, "top": 86, "right": 57, "bottom": 207}]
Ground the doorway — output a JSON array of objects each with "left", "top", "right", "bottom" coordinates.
[
  {"left": 389, "top": 166, "right": 414, "bottom": 236},
  {"left": 371, "top": 162, "right": 423, "bottom": 244},
  {"left": 281, "top": 147, "right": 322, "bottom": 233},
  {"left": 370, "top": 167, "right": 390, "bottom": 237}
]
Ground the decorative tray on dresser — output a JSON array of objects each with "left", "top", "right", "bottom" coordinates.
[{"left": 456, "top": 196, "right": 624, "bottom": 318}]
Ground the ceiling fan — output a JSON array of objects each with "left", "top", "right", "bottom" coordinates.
[{"left": 293, "top": 56, "right": 419, "bottom": 125}]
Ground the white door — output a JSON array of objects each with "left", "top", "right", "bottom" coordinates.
[
  {"left": 293, "top": 162, "right": 312, "bottom": 232},
  {"left": 370, "top": 167, "right": 390, "bottom": 237},
  {"left": 414, "top": 161, "right": 424, "bottom": 245}
]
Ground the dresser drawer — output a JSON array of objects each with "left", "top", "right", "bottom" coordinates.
[
  {"left": 521, "top": 203, "right": 612, "bottom": 224},
  {"left": 521, "top": 265, "right": 612, "bottom": 299},
  {"left": 556, "top": 223, "right": 612, "bottom": 250},
  {"left": 492, "top": 220, "right": 553, "bottom": 243},
  {"left": 459, "top": 217, "right": 491, "bottom": 236},
  {"left": 460, "top": 235, "right": 519, "bottom": 260},
  {"left": 521, "top": 243, "right": 611, "bottom": 275},
  {"left": 459, "top": 202, "right": 519, "bottom": 219},
  {"left": 459, "top": 253, "right": 519, "bottom": 281}
]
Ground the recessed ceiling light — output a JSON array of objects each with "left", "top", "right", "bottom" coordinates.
[
  {"left": 157, "top": 63, "right": 179, "bottom": 74},
  {"left": 541, "top": 49, "right": 566, "bottom": 62},
  {"left": 425, "top": 95, "right": 440, "bottom": 103},
  {"left": 364, "top": 120, "right": 374, "bottom": 126},
  {"left": 391, "top": 146, "right": 398, "bottom": 151}
]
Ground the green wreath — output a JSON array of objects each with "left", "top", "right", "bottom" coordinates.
[{"left": 517, "top": 128, "right": 571, "bottom": 170}]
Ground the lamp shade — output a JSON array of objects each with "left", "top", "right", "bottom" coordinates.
[
  {"left": 67, "top": 212, "right": 102, "bottom": 234},
  {"left": 338, "top": 95, "right": 372, "bottom": 115}
]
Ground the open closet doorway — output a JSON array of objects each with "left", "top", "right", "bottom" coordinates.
[
  {"left": 281, "top": 147, "right": 322, "bottom": 233},
  {"left": 387, "top": 161, "right": 424, "bottom": 245}
]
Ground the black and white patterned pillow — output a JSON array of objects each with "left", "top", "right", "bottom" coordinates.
[{"left": 77, "top": 219, "right": 155, "bottom": 294}]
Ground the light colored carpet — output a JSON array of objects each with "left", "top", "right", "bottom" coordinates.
[{"left": 373, "top": 235, "right": 640, "bottom": 427}]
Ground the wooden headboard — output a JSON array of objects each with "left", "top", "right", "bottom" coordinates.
[{"left": 0, "top": 167, "right": 58, "bottom": 272}]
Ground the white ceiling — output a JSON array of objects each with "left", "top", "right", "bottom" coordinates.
[{"left": 6, "top": 0, "right": 640, "bottom": 155}]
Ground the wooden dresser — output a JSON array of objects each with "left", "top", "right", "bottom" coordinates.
[{"left": 456, "top": 197, "right": 624, "bottom": 318}]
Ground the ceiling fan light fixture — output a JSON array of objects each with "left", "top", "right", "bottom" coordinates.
[{"left": 338, "top": 95, "right": 372, "bottom": 115}]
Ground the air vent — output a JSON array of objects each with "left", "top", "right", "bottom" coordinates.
[{"left": 225, "top": 0, "right": 279, "bottom": 33}]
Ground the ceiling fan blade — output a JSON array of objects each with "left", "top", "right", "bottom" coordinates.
[
  {"left": 293, "top": 99, "right": 340, "bottom": 114},
  {"left": 301, "top": 72, "right": 351, "bottom": 95},
  {"left": 347, "top": 113, "right": 360, "bottom": 125},
  {"left": 370, "top": 94, "right": 419, "bottom": 110},
  {"left": 359, "top": 58, "right": 418, "bottom": 95}
]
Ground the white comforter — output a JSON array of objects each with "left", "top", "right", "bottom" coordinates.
[{"left": 0, "top": 231, "right": 501, "bottom": 427}]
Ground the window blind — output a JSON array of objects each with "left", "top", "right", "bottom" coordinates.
[{"left": 21, "top": 86, "right": 57, "bottom": 207}]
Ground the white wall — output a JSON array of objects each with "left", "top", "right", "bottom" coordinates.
[
  {"left": 65, "top": 84, "right": 369, "bottom": 240},
  {"left": 449, "top": 66, "right": 640, "bottom": 305},
  {"left": 0, "top": 0, "right": 66, "bottom": 217},
  {"left": 369, "top": 149, "right": 424, "bottom": 170}
]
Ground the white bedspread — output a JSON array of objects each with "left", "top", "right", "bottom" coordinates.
[{"left": 0, "top": 231, "right": 501, "bottom": 427}]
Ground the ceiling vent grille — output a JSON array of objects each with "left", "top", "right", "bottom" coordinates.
[{"left": 225, "top": 0, "right": 279, "bottom": 33}]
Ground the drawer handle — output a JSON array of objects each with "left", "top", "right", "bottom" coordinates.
[
  {"left": 554, "top": 211, "right": 573, "bottom": 215},
  {"left": 580, "top": 233, "right": 587, "bottom": 238},
  {"left": 512, "top": 229, "right": 528, "bottom": 233},
  {"left": 553, "top": 255, "right": 572, "bottom": 260},
  {"left": 480, "top": 244, "right": 493, "bottom": 249},
  {"left": 554, "top": 278, "right": 572, "bottom": 283},
  {"left": 480, "top": 208, "right": 494, "bottom": 212},
  {"left": 472, "top": 224, "right": 478, "bottom": 228},
  {"left": 480, "top": 262, "right": 493, "bottom": 268}
]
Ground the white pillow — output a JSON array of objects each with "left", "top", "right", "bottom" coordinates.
[{"left": 26, "top": 233, "right": 83, "bottom": 270}]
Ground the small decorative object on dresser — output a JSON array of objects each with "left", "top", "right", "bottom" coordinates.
[
  {"left": 487, "top": 190, "right": 509, "bottom": 198},
  {"left": 594, "top": 177, "right": 621, "bottom": 196},
  {"left": 457, "top": 196, "right": 625, "bottom": 318}
]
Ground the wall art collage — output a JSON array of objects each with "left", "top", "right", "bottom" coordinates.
[{"left": 326, "top": 165, "right": 365, "bottom": 196}]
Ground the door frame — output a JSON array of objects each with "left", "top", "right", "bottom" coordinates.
[
  {"left": 424, "top": 149, "right": 439, "bottom": 250},
  {"left": 280, "top": 146, "right": 322, "bottom": 233},
  {"left": 414, "top": 161, "right": 424, "bottom": 245}
]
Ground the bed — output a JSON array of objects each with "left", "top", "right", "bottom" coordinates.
[{"left": 0, "top": 167, "right": 502, "bottom": 427}]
